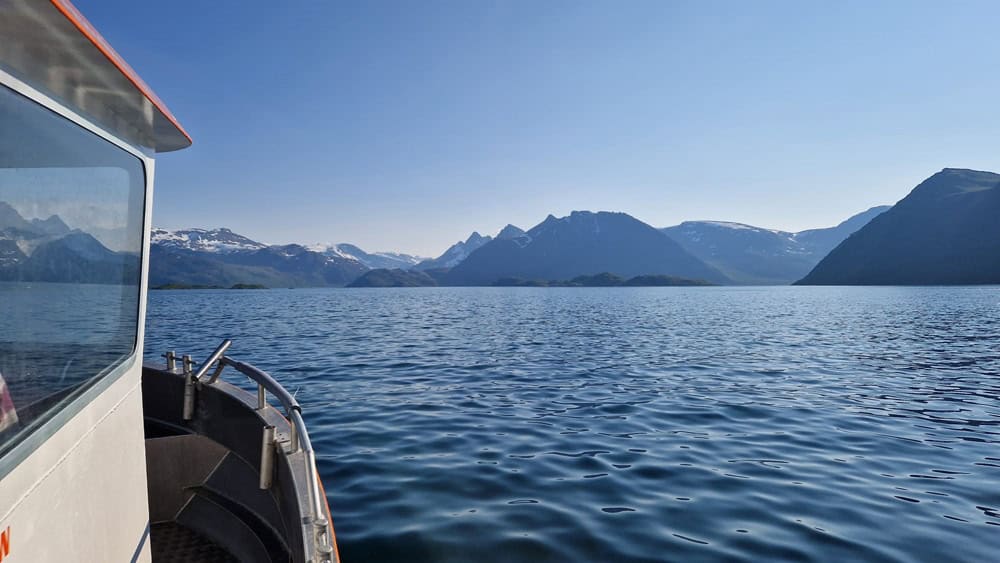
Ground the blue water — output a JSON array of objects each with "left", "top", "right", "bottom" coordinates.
[{"left": 145, "top": 286, "right": 1000, "bottom": 562}]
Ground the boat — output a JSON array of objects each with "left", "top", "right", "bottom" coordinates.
[{"left": 0, "top": 1, "right": 339, "bottom": 561}]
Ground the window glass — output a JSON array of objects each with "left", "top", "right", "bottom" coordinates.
[{"left": 0, "top": 83, "right": 144, "bottom": 456}]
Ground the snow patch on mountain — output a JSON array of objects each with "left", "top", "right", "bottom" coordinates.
[
  {"left": 308, "top": 243, "right": 424, "bottom": 269},
  {"left": 152, "top": 228, "right": 269, "bottom": 253},
  {"left": 696, "top": 221, "right": 786, "bottom": 234},
  {"left": 307, "top": 243, "right": 357, "bottom": 260}
]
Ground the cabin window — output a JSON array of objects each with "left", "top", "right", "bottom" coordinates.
[{"left": 0, "top": 83, "right": 145, "bottom": 457}]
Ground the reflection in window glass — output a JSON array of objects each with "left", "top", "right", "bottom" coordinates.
[{"left": 0, "top": 84, "right": 144, "bottom": 455}]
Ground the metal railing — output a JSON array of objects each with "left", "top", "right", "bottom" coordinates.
[{"left": 164, "top": 340, "right": 336, "bottom": 562}]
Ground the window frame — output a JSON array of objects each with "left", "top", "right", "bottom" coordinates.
[{"left": 0, "top": 66, "right": 153, "bottom": 479}]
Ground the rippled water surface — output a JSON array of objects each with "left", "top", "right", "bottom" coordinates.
[{"left": 145, "top": 287, "right": 1000, "bottom": 562}]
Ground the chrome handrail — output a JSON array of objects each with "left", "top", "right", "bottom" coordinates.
[
  {"left": 215, "top": 357, "right": 301, "bottom": 415},
  {"left": 185, "top": 342, "right": 335, "bottom": 563}
]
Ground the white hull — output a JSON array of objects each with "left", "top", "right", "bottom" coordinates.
[{"left": 0, "top": 359, "right": 152, "bottom": 561}]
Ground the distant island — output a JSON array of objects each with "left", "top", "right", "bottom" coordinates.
[
  {"left": 347, "top": 269, "right": 439, "bottom": 288},
  {"left": 494, "top": 273, "right": 713, "bottom": 287},
  {"left": 348, "top": 270, "right": 713, "bottom": 288},
  {"left": 152, "top": 283, "right": 268, "bottom": 290}
]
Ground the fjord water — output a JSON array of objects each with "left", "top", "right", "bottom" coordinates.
[{"left": 145, "top": 287, "right": 1000, "bottom": 562}]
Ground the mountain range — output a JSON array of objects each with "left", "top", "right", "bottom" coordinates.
[
  {"left": 147, "top": 201, "right": 895, "bottom": 288},
  {"left": 0, "top": 201, "right": 138, "bottom": 284},
  {"left": 149, "top": 228, "right": 368, "bottom": 288}
]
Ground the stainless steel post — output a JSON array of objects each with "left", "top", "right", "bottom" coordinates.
[
  {"left": 182, "top": 373, "right": 195, "bottom": 421},
  {"left": 289, "top": 419, "right": 299, "bottom": 453},
  {"left": 260, "top": 425, "right": 276, "bottom": 489}
]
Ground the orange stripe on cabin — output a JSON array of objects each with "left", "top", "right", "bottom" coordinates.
[{"left": 48, "top": 0, "right": 193, "bottom": 145}]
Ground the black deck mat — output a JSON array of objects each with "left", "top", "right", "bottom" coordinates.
[{"left": 149, "top": 522, "right": 237, "bottom": 562}]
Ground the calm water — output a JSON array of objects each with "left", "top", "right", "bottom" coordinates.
[{"left": 145, "top": 287, "right": 1000, "bottom": 562}]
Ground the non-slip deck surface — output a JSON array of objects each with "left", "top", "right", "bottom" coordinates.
[{"left": 149, "top": 522, "right": 237, "bottom": 562}]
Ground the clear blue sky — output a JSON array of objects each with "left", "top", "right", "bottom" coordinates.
[{"left": 76, "top": 0, "right": 1000, "bottom": 256}]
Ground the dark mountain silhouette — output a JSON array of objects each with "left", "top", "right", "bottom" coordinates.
[
  {"left": 797, "top": 168, "right": 1000, "bottom": 285},
  {"left": 445, "top": 211, "right": 727, "bottom": 285},
  {"left": 661, "top": 206, "right": 890, "bottom": 284}
]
